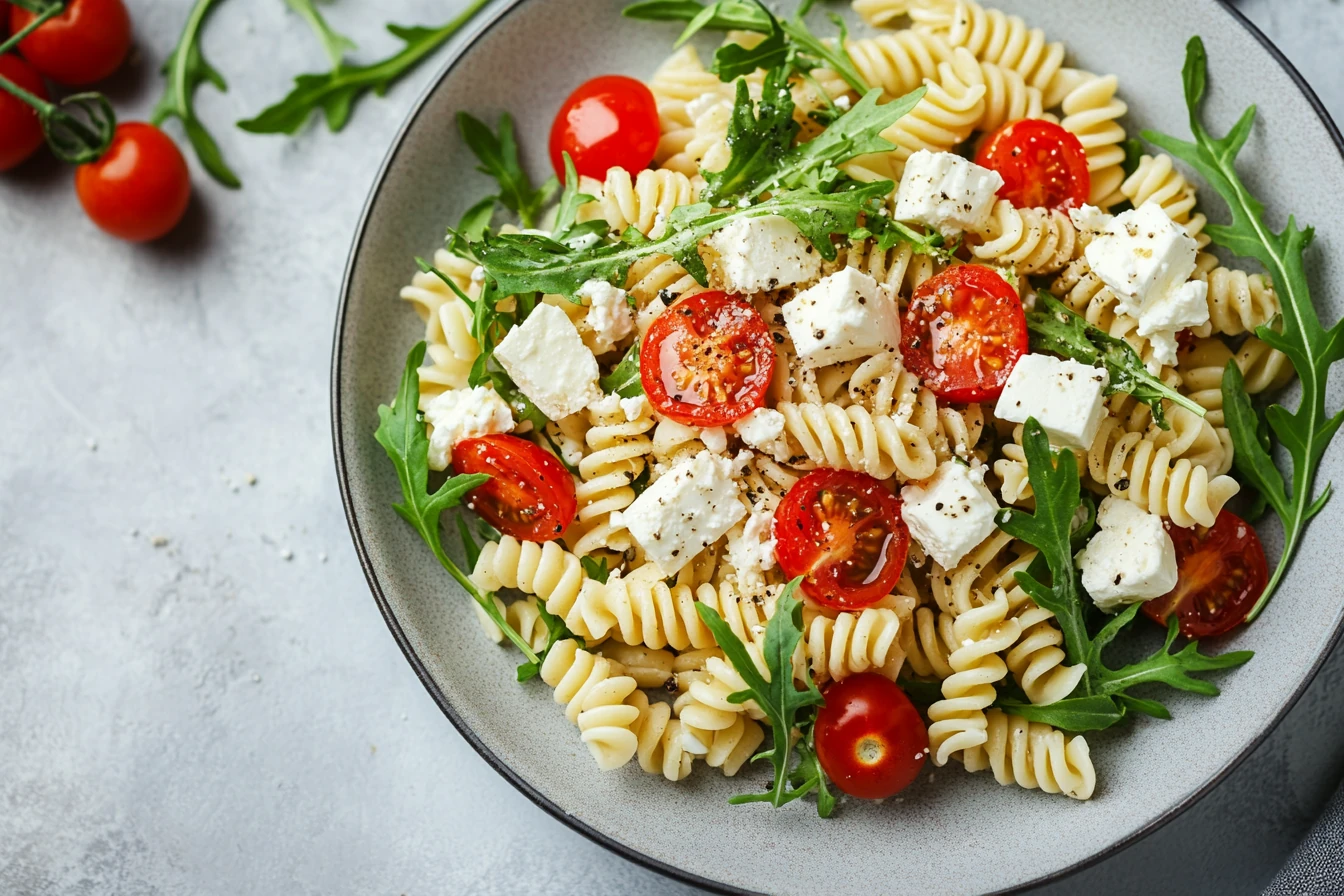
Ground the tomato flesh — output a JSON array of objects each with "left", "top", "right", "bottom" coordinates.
[
  {"left": 0, "top": 53, "right": 47, "bottom": 171},
  {"left": 1143, "top": 510, "right": 1267, "bottom": 638},
  {"left": 75, "top": 122, "right": 191, "bottom": 242},
  {"left": 902, "top": 265, "right": 1028, "bottom": 403},
  {"left": 548, "top": 74, "right": 659, "bottom": 181},
  {"left": 975, "top": 118, "right": 1091, "bottom": 211},
  {"left": 814, "top": 673, "right": 928, "bottom": 800},
  {"left": 640, "top": 291, "right": 774, "bottom": 427},
  {"left": 774, "top": 469, "right": 908, "bottom": 610},
  {"left": 453, "top": 434, "right": 578, "bottom": 543},
  {"left": 11, "top": 0, "right": 131, "bottom": 86}
]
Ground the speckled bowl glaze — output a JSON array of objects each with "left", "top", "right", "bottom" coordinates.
[{"left": 333, "top": 2, "right": 1344, "bottom": 893}]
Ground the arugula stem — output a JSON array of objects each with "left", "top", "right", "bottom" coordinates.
[
  {"left": 322, "top": 0, "right": 492, "bottom": 95},
  {"left": 152, "top": 0, "right": 218, "bottom": 131}
]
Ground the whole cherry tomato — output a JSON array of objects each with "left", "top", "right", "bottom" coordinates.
[
  {"left": 0, "top": 53, "right": 47, "bottom": 171},
  {"left": 548, "top": 74, "right": 659, "bottom": 180},
  {"left": 10, "top": 0, "right": 131, "bottom": 87},
  {"left": 975, "top": 118, "right": 1091, "bottom": 211},
  {"left": 1143, "top": 510, "right": 1268, "bottom": 638},
  {"left": 814, "top": 673, "right": 928, "bottom": 800},
  {"left": 452, "top": 434, "right": 578, "bottom": 543},
  {"left": 75, "top": 122, "right": 191, "bottom": 242}
]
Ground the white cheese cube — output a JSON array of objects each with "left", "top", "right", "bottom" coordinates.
[
  {"left": 1084, "top": 201, "right": 1201, "bottom": 320},
  {"left": 893, "top": 150, "right": 1004, "bottom": 237},
  {"left": 995, "top": 354, "right": 1110, "bottom": 450},
  {"left": 579, "top": 279, "right": 634, "bottom": 354},
  {"left": 494, "top": 302, "right": 603, "bottom": 421},
  {"left": 733, "top": 407, "right": 791, "bottom": 462},
  {"left": 702, "top": 215, "right": 822, "bottom": 294},
  {"left": 1076, "top": 497, "right": 1178, "bottom": 613},
  {"left": 900, "top": 461, "right": 1001, "bottom": 569},
  {"left": 781, "top": 268, "right": 901, "bottom": 368},
  {"left": 423, "top": 385, "right": 515, "bottom": 471},
  {"left": 623, "top": 449, "right": 748, "bottom": 574}
]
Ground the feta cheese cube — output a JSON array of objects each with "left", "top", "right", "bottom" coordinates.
[
  {"left": 423, "top": 385, "right": 515, "bottom": 470},
  {"left": 995, "top": 354, "right": 1110, "bottom": 450},
  {"left": 702, "top": 215, "right": 822, "bottom": 294},
  {"left": 900, "top": 461, "right": 1001, "bottom": 569},
  {"left": 781, "top": 268, "right": 901, "bottom": 367},
  {"left": 893, "top": 150, "right": 1004, "bottom": 237},
  {"left": 623, "top": 449, "right": 748, "bottom": 574},
  {"left": 494, "top": 303, "right": 603, "bottom": 421},
  {"left": 733, "top": 407, "right": 791, "bottom": 462},
  {"left": 1076, "top": 497, "right": 1178, "bottom": 612},
  {"left": 579, "top": 279, "right": 634, "bottom": 354}
]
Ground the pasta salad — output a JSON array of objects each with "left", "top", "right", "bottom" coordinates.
[{"left": 374, "top": 0, "right": 1344, "bottom": 812}]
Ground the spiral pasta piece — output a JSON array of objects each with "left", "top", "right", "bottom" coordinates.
[
  {"left": 1058, "top": 73, "right": 1129, "bottom": 208},
  {"left": 899, "top": 605, "right": 957, "bottom": 679},
  {"left": 974, "top": 59, "right": 1045, "bottom": 133},
  {"left": 472, "top": 536, "right": 598, "bottom": 640},
  {"left": 1144, "top": 403, "right": 1230, "bottom": 476},
  {"left": 842, "top": 30, "right": 954, "bottom": 100},
  {"left": 801, "top": 606, "right": 906, "bottom": 683},
  {"left": 853, "top": 0, "right": 916, "bottom": 27},
  {"left": 1236, "top": 336, "right": 1295, "bottom": 394},
  {"left": 581, "top": 167, "right": 697, "bottom": 239},
  {"left": 649, "top": 46, "right": 731, "bottom": 176},
  {"left": 651, "top": 418, "right": 707, "bottom": 470},
  {"left": 961, "top": 709, "right": 1096, "bottom": 799},
  {"left": 1120, "top": 153, "right": 1209, "bottom": 249},
  {"left": 1177, "top": 336, "right": 1234, "bottom": 427},
  {"left": 971, "top": 201, "right": 1078, "bottom": 275},
  {"left": 989, "top": 556, "right": 1087, "bottom": 705},
  {"left": 1199, "top": 265, "right": 1281, "bottom": 337},
  {"left": 572, "top": 396, "right": 655, "bottom": 556},
  {"left": 778, "top": 401, "right": 939, "bottom": 482},
  {"left": 400, "top": 248, "right": 482, "bottom": 402},
  {"left": 927, "top": 588, "right": 1021, "bottom": 765},
  {"left": 541, "top": 639, "right": 641, "bottom": 771},
  {"left": 599, "top": 642, "right": 676, "bottom": 689},
  {"left": 910, "top": 0, "right": 1068, "bottom": 104},
  {"left": 584, "top": 562, "right": 714, "bottom": 651},
  {"left": 624, "top": 253, "right": 698, "bottom": 306},
  {"left": 930, "top": 529, "right": 1018, "bottom": 617},
  {"left": 627, "top": 691, "right": 695, "bottom": 781}
]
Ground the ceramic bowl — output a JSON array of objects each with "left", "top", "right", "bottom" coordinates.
[{"left": 333, "top": 1, "right": 1344, "bottom": 892}]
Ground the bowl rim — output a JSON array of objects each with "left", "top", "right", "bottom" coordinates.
[{"left": 331, "top": 2, "right": 1344, "bottom": 893}]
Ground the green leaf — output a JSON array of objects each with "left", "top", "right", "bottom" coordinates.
[
  {"left": 1094, "top": 615, "right": 1253, "bottom": 699},
  {"left": 151, "top": 0, "right": 240, "bottom": 188},
  {"left": 779, "top": 12, "right": 869, "bottom": 95},
  {"left": 579, "top": 556, "right": 611, "bottom": 584},
  {"left": 284, "top": 0, "right": 357, "bottom": 67},
  {"left": 238, "top": 1, "right": 492, "bottom": 137},
  {"left": 552, "top": 152, "right": 600, "bottom": 240},
  {"left": 515, "top": 598, "right": 579, "bottom": 682},
  {"left": 624, "top": 0, "right": 771, "bottom": 31},
  {"left": 1027, "top": 291, "right": 1206, "bottom": 428},
  {"left": 699, "top": 68, "right": 799, "bottom": 205},
  {"left": 457, "top": 112, "right": 557, "bottom": 229},
  {"left": 1222, "top": 360, "right": 1290, "bottom": 519},
  {"left": 994, "top": 694, "right": 1126, "bottom": 733},
  {"left": 1145, "top": 37, "right": 1344, "bottom": 620},
  {"left": 599, "top": 338, "right": 645, "bottom": 398},
  {"left": 374, "top": 342, "right": 537, "bottom": 661},
  {"left": 449, "top": 196, "right": 498, "bottom": 255},
  {"left": 895, "top": 676, "right": 944, "bottom": 707}
]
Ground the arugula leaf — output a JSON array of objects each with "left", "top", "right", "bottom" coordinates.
[
  {"left": 600, "top": 339, "right": 645, "bottom": 398},
  {"left": 782, "top": 11, "right": 869, "bottom": 96},
  {"left": 579, "top": 556, "right": 611, "bottom": 584},
  {"left": 625, "top": 0, "right": 771, "bottom": 31},
  {"left": 1142, "top": 38, "right": 1344, "bottom": 621},
  {"left": 458, "top": 113, "right": 558, "bottom": 230},
  {"left": 515, "top": 599, "right": 578, "bottom": 682},
  {"left": 285, "top": 0, "right": 357, "bottom": 67},
  {"left": 994, "top": 418, "right": 1252, "bottom": 723},
  {"left": 994, "top": 693, "right": 1127, "bottom": 732},
  {"left": 449, "top": 196, "right": 497, "bottom": 256},
  {"left": 375, "top": 342, "right": 538, "bottom": 661},
  {"left": 238, "top": 1, "right": 491, "bottom": 136},
  {"left": 708, "top": 8, "right": 789, "bottom": 81},
  {"left": 151, "top": 0, "right": 240, "bottom": 188},
  {"left": 1027, "top": 292, "right": 1205, "bottom": 429},
  {"left": 696, "top": 578, "right": 829, "bottom": 814},
  {"left": 895, "top": 676, "right": 944, "bottom": 707},
  {"left": 787, "top": 718, "right": 835, "bottom": 818}
]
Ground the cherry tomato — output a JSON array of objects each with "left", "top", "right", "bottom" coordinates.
[
  {"left": 452, "top": 434, "right": 578, "bottom": 543},
  {"left": 548, "top": 74, "right": 659, "bottom": 181},
  {"left": 814, "top": 673, "right": 928, "bottom": 800},
  {"left": 901, "top": 265, "right": 1028, "bottom": 403},
  {"left": 774, "top": 469, "right": 908, "bottom": 610},
  {"left": 640, "top": 291, "right": 775, "bottom": 427},
  {"left": 0, "top": 53, "right": 47, "bottom": 171},
  {"left": 1143, "top": 510, "right": 1267, "bottom": 638},
  {"left": 11, "top": 0, "right": 131, "bottom": 87},
  {"left": 75, "top": 122, "right": 191, "bottom": 242},
  {"left": 975, "top": 118, "right": 1091, "bottom": 211}
]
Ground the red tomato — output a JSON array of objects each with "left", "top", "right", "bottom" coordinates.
[
  {"left": 11, "top": 0, "right": 131, "bottom": 86},
  {"left": 548, "top": 74, "right": 659, "bottom": 180},
  {"left": 0, "top": 53, "right": 47, "bottom": 171},
  {"left": 975, "top": 118, "right": 1091, "bottom": 211},
  {"left": 774, "top": 469, "right": 908, "bottom": 610},
  {"left": 640, "top": 291, "right": 774, "bottom": 427},
  {"left": 75, "top": 122, "right": 191, "bottom": 242},
  {"left": 814, "top": 673, "right": 928, "bottom": 800},
  {"left": 452, "top": 434, "right": 578, "bottom": 543},
  {"left": 901, "top": 265, "right": 1028, "bottom": 403},
  {"left": 1143, "top": 510, "right": 1268, "bottom": 638}
]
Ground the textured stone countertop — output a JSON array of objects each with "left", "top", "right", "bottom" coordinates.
[{"left": 2, "top": 1, "right": 1342, "bottom": 893}]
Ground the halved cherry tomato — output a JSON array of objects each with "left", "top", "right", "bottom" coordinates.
[
  {"left": 1143, "top": 510, "right": 1267, "bottom": 638},
  {"left": 453, "top": 434, "right": 577, "bottom": 543},
  {"left": 0, "top": 53, "right": 47, "bottom": 171},
  {"left": 901, "top": 265, "right": 1028, "bottom": 403},
  {"left": 640, "top": 291, "right": 774, "bottom": 427},
  {"left": 975, "top": 119, "right": 1091, "bottom": 211},
  {"left": 75, "top": 122, "right": 191, "bottom": 242},
  {"left": 10, "top": 0, "right": 131, "bottom": 87},
  {"left": 774, "top": 469, "right": 908, "bottom": 610},
  {"left": 814, "top": 673, "right": 928, "bottom": 800},
  {"left": 548, "top": 74, "right": 659, "bottom": 180}
]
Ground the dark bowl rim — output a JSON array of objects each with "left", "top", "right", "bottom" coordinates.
[{"left": 331, "top": 2, "right": 1344, "bottom": 893}]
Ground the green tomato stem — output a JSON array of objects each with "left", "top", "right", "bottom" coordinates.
[{"left": 0, "top": 2, "right": 63, "bottom": 56}]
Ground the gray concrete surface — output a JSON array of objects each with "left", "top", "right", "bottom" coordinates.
[{"left": 2, "top": 1, "right": 1342, "bottom": 894}]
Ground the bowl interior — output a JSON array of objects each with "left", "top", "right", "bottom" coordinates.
[{"left": 334, "top": 2, "right": 1344, "bottom": 893}]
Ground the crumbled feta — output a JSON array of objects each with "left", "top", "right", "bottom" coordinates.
[
  {"left": 470, "top": 265, "right": 486, "bottom": 284},
  {"left": 702, "top": 215, "right": 822, "bottom": 294},
  {"left": 423, "top": 385, "right": 515, "bottom": 470},
  {"left": 1136, "top": 279, "right": 1210, "bottom": 368},
  {"left": 565, "top": 231, "right": 602, "bottom": 251},
  {"left": 727, "top": 508, "right": 778, "bottom": 596},
  {"left": 995, "top": 354, "right": 1110, "bottom": 450},
  {"left": 623, "top": 450, "right": 748, "bottom": 574},
  {"left": 1067, "top": 204, "right": 1111, "bottom": 242},
  {"left": 636, "top": 297, "right": 667, "bottom": 336},
  {"left": 700, "top": 426, "right": 728, "bottom": 453},
  {"left": 892, "top": 150, "right": 1004, "bottom": 237},
  {"left": 494, "top": 303, "right": 602, "bottom": 420},
  {"left": 733, "top": 407, "right": 791, "bottom": 462},
  {"left": 900, "top": 461, "right": 1001, "bottom": 569},
  {"left": 579, "top": 279, "right": 634, "bottom": 354},
  {"left": 619, "top": 395, "right": 648, "bottom": 422},
  {"left": 834, "top": 94, "right": 852, "bottom": 111},
  {"left": 781, "top": 268, "right": 901, "bottom": 367},
  {"left": 1076, "top": 497, "right": 1178, "bottom": 613}
]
